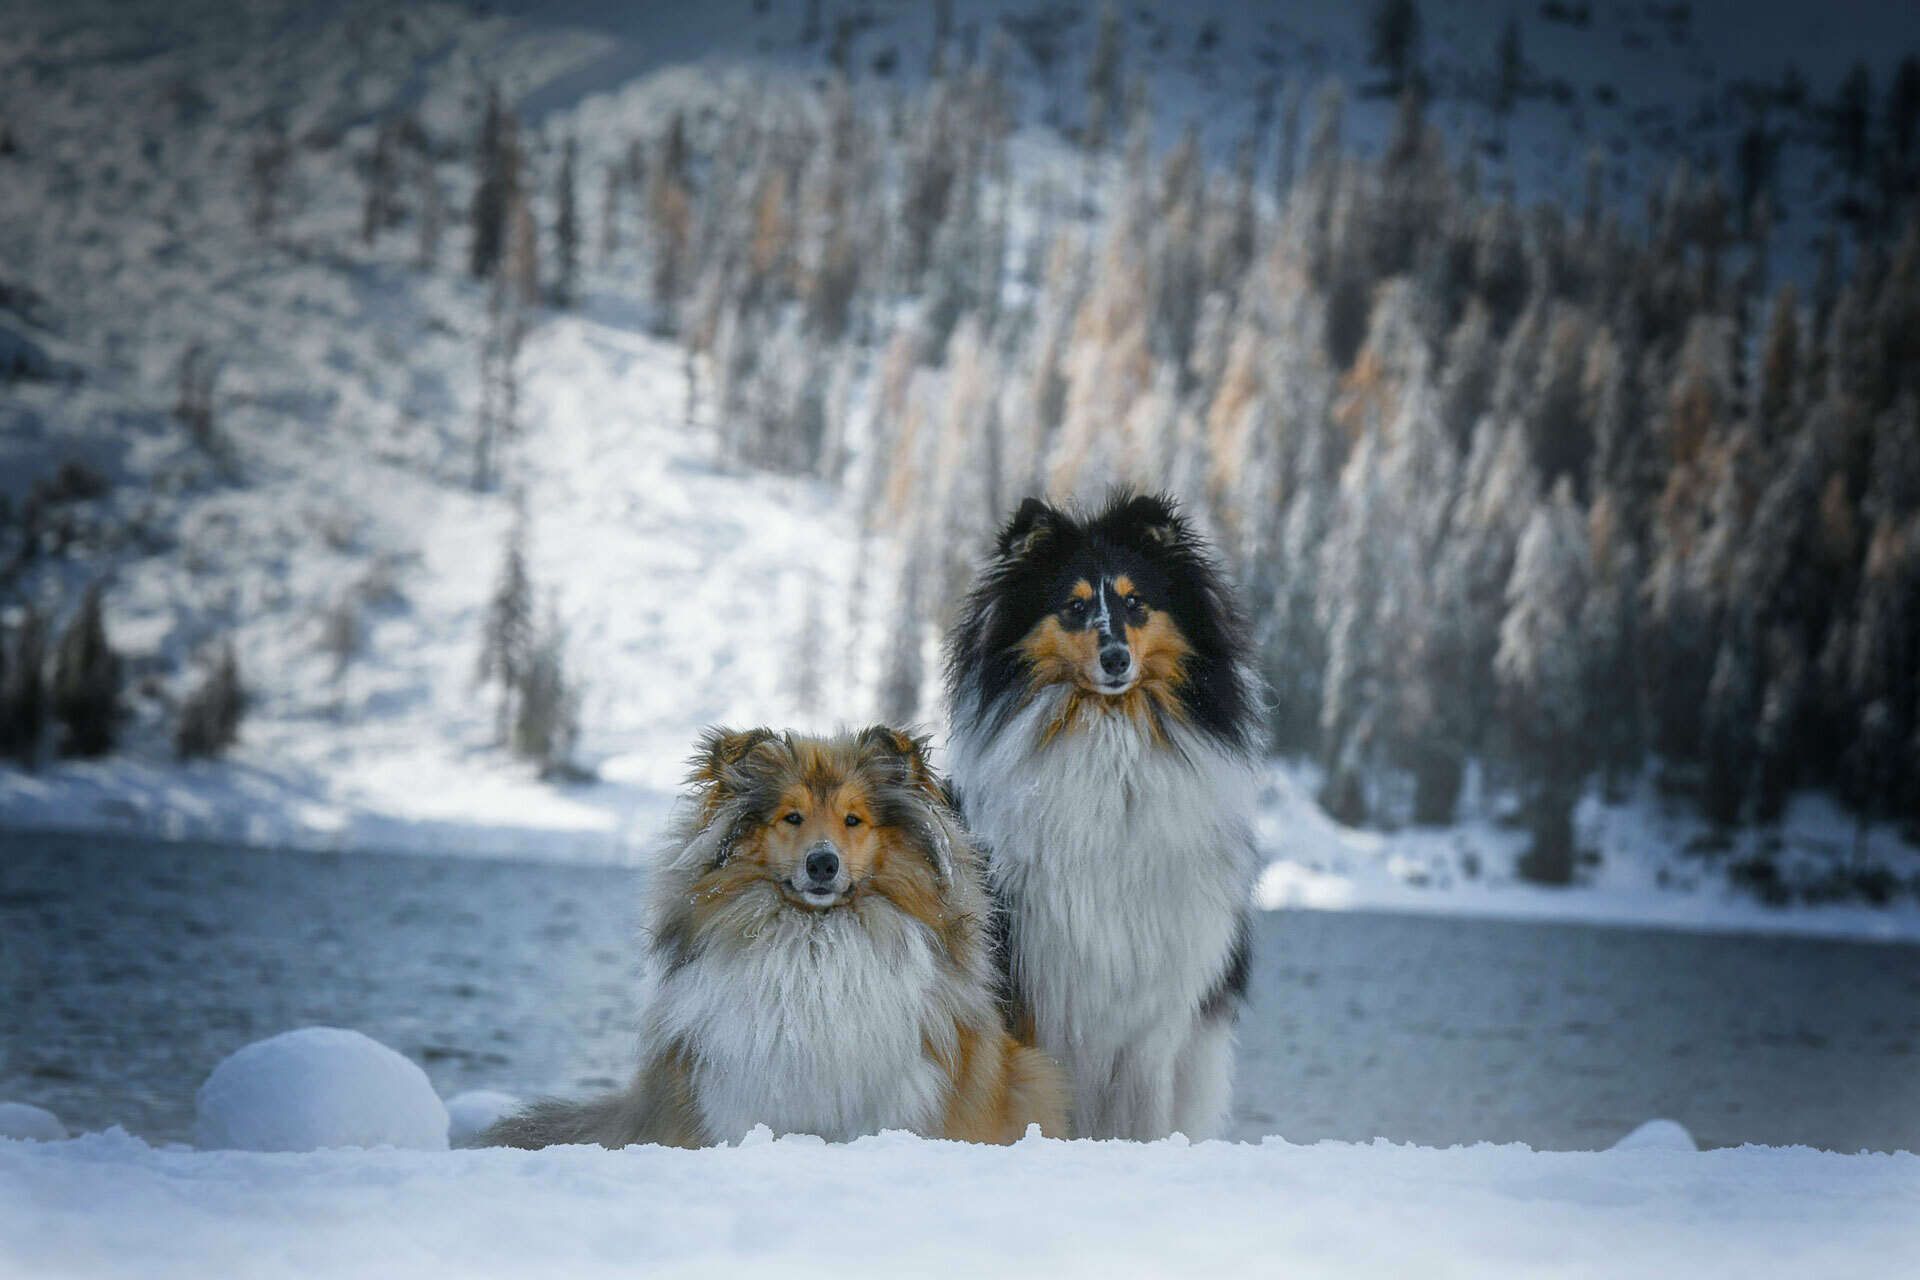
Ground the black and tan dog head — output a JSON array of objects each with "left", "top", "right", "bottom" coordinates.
[{"left": 947, "top": 491, "right": 1257, "bottom": 749}]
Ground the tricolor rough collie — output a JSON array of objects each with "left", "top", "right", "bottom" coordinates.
[
  {"left": 484, "top": 725, "right": 1067, "bottom": 1148},
  {"left": 945, "top": 492, "right": 1262, "bottom": 1140}
]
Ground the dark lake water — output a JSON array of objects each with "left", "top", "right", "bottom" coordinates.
[{"left": 4, "top": 830, "right": 1918, "bottom": 1152}]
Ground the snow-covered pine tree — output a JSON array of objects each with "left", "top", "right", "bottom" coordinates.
[
  {"left": 1495, "top": 481, "right": 1591, "bottom": 883},
  {"left": 478, "top": 522, "right": 534, "bottom": 744},
  {"left": 474, "top": 273, "right": 525, "bottom": 492},
  {"left": 513, "top": 600, "right": 581, "bottom": 778},
  {"left": 175, "top": 639, "right": 246, "bottom": 760},
  {"left": 174, "top": 344, "right": 219, "bottom": 457}
]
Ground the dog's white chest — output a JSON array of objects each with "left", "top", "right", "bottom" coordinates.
[
  {"left": 648, "top": 914, "right": 950, "bottom": 1143},
  {"left": 952, "top": 703, "right": 1256, "bottom": 1055}
]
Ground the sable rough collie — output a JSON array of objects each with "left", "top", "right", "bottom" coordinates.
[
  {"left": 945, "top": 492, "right": 1261, "bottom": 1141},
  {"left": 484, "top": 726, "right": 1066, "bottom": 1148}
]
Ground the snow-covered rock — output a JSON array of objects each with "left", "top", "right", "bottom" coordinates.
[
  {"left": 1611, "top": 1118, "right": 1700, "bottom": 1152},
  {"left": 194, "top": 1028, "right": 449, "bottom": 1153},
  {"left": 0, "top": 1103, "right": 66, "bottom": 1142},
  {"left": 445, "top": 1090, "right": 522, "bottom": 1147}
]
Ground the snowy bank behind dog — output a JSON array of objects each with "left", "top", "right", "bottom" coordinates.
[{"left": 3, "top": 1126, "right": 1916, "bottom": 1279}]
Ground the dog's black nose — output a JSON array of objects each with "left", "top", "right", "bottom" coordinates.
[
  {"left": 1099, "top": 646, "right": 1131, "bottom": 678},
  {"left": 804, "top": 847, "right": 840, "bottom": 884}
]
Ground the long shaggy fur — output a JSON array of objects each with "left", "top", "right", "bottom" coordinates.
[
  {"left": 945, "top": 491, "right": 1261, "bottom": 1140},
  {"left": 481, "top": 725, "right": 1066, "bottom": 1149}
]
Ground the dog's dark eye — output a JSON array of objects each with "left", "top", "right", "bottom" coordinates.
[
  {"left": 783, "top": 812, "right": 803, "bottom": 825},
  {"left": 1125, "top": 594, "right": 1146, "bottom": 614},
  {"left": 1064, "top": 598, "right": 1087, "bottom": 618},
  {"left": 844, "top": 814, "right": 862, "bottom": 828}
]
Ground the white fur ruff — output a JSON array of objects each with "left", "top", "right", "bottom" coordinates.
[
  {"left": 950, "top": 686, "right": 1258, "bottom": 1140},
  {"left": 647, "top": 899, "right": 952, "bottom": 1144}
]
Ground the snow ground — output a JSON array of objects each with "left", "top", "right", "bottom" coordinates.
[{"left": 3, "top": 1126, "right": 1916, "bottom": 1280}]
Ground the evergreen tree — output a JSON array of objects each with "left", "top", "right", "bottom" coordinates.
[
  {"left": 51, "top": 583, "right": 120, "bottom": 758},
  {"left": 1367, "top": 0, "right": 1424, "bottom": 99},
  {"left": 0, "top": 605, "right": 46, "bottom": 765},
  {"left": 513, "top": 601, "right": 581, "bottom": 778},
  {"left": 1489, "top": 17, "right": 1523, "bottom": 153},
  {"left": 475, "top": 274, "right": 525, "bottom": 492},
  {"left": 1495, "top": 482, "right": 1590, "bottom": 884},
  {"left": 878, "top": 546, "right": 927, "bottom": 726},
  {"left": 506, "top": 187, "right": 540, "bottom": 311},
  {"left": 1830, "top": 63, "right": 1874, "bottom": 204},
  {"left": 478, "top": 522, "right": 535, "bottom": 743},
  {"left": 468, "top": 87, "right": 519, "bottom": 280},
  {"left": 1702, "top": 630, "right": 1759, "bottom": 826},
  {"left": 1756, "top": 285, "right": 1801, "bottom": 446},
  {"left": 1888, "top": 56, "right": 1920, "bottom": 214},
  {"left": 599, "top": 161, "right": 621, "bottom": 264},
  {"left": 1085, "top": 3, "right": 1124, "bottom": 152},
  {"left": 553, "top": 137, "right": 579, "bottom": 308},
  {"left": 647, "top": 114, "right": 694, "bottom": 333},
  {"left": 175, "top": 640, "right": 246, "bottom": 760},
  {"left": 361, "top": 118, "right": 399, "bottom": 245}
]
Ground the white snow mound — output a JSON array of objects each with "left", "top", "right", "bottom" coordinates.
[
  {"left": 194, "top": 1028, "right": 449, "bottom": 1153},
  {"left": 1610, "top": 1118, "right": 1700, "bottom": 1152},
  {"left": 0, "top": 1103, "right": 66, "bottom": 1143},
  {"left": 445, "top": 1090, "right": 522, "bottom": 1147}
]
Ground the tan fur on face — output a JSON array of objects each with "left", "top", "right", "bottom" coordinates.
[{"left": 1020, "top": 605, "right": 1196, "bottom": 746}]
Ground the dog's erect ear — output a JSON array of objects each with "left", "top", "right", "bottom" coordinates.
[
  {"left": 1109, "top": 491, "right": 1185, "bottom": 550},
  {"left": 996, "top": 497, "right": 1059, "bottom": 560},
  {"left": 859, "top": 725, "right": 950, "bottom": 805},
  {"left": 860, "top": 725, "right": 957, "bottom": 881},
  {"left": 689, "top": 726, "right": 776, "bottom": 792}
]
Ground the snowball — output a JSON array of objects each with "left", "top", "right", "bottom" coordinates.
[
  {"left": 0, "top": 1102, "right": 67, "bottom": 1142},
  {"left": 1609, "top": 1118, "right": 1698, "bottom": 1152},
  {"left": 194, "top": 1028, "right": 449, "bottom": 1153},
  {"left": 444, "top": 1090, "right": 521, "bottom": 1147}
]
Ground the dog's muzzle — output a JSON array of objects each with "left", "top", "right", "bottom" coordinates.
[
  {"left": 1093, "top": 627, "right": 1137, "bottom": 694},
  {"left": 789, "top": 841, "right": 850, "bottom": 907}
]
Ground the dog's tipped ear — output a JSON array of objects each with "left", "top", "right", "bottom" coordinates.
[
  {"left": 690, "top": 726, "right": 777, "bottom": 790},
  {"left": 996, "top": 497, "right": 1059, "bottom": 560},
  {"left": 1109, "top": 491, "right": 1185, "bottom": 550},
  {"left": 859, "top": 725, "right": 950, "bottom": 804}
]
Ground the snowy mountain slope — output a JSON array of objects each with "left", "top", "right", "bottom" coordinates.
[
  {"left": 2, "top": 0, "right": 1918, "bottom": 934},
  {"left": 0, "top": 0, "right": 867, "bottom": 857}
]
